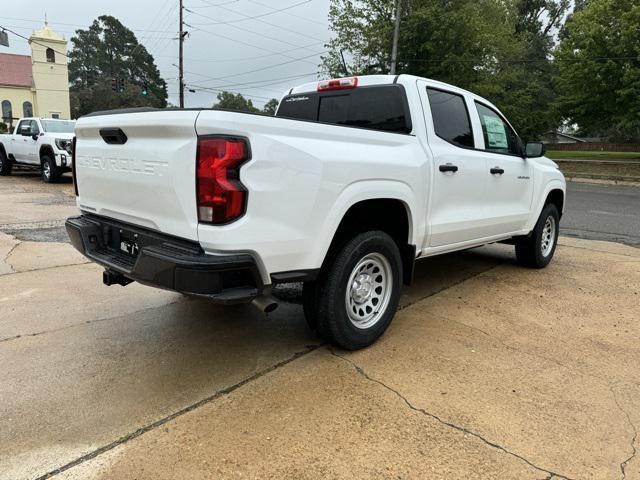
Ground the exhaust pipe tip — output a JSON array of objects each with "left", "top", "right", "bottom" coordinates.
[{"left": 252, "top": 295, "right": 278, "bottom": 314}]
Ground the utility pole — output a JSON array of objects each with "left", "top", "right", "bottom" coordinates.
[
  {"left": 390, "top": 0, "right": 401, "bottom": 75},
  {"left": 179, "top": 0, "right": 185, "bottom": 108}
]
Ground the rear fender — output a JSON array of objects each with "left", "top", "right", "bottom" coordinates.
[{"left": 312, "top": 179, "right": 419, "bottom": 268}]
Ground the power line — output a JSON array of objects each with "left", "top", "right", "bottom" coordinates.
[
  {"left": 0, "top": 15, "right": 178, "bottom": 33},
  {"left": 185, "top": 84, "right": 273, "bottom": 101},
  {"left": 188, "top": 24, "right": 320, "bottom": 62},
  {"left": 185, "top": 9, "right": 322, "bottom": 52},
  {"left": 0, "top": 25, "right": 69, "bottom": 57},
  {"left": 247, "top": 0, "right": 327, "bottom": 27},
  {"left": 183, "top": 51, "right": 324, "bottom": 84},
  {"left": 188, "top": 0, "right": 239, "bottom": 7},
  {"left": 158, "top": 44, "right": 324, "bottom": 63},
  {"left": 184, "top": 0, "right": 312, "bottom": 26},
  {"left": 188, "top": 0, "right": 326, "bottom": 42},
  {"left": 189, "top": 71, "right": 317, "bottom": 89}
]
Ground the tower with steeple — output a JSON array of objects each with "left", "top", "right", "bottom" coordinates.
[
  {"left": 29, "top": 19, "right": 71, "bottom": 119},
  {"left": 0, "top": 20, "right": 71, "bottom": 129}
]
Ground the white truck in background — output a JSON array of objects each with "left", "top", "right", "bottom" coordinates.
[
  {"left": 0, "top": 117, "right": 76, "bottom": 182},
  {"left": 66, "top": 74, "right": 566, "bottom": 350}
]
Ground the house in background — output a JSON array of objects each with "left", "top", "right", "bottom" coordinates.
[
  {"left": 0, "top": 22, "right": 71, "bottom": 130},
  {"left": 541, "top": 131, "right": 588, "bottom": 144}
]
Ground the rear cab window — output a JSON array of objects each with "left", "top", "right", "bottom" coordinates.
[
  {"left": 276, "top": 85, "right": 412, "bottom": 134},
  {"left": 426, "top": 87, "right": 474, "bottom": 148}
]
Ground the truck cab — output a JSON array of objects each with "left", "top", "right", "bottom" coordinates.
[{"left": 0, "top": 117, "right": 76, "bottom": 182}]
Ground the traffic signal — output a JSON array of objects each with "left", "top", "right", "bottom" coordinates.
[
  {"left": 117, "top": 78, "right": 125, "bottom": 93},
  {"left": 111, "top": 78, "right": 117, "bottom": 92},
  {"left": 142, "top": 84, "right": 149, "bottom": 97}
]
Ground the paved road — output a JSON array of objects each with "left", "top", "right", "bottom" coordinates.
[
  {"left": 562, "top": 181, "right": 640, "bottom": 246},
  {"left": 1, "top": 173, "right": 640, "bottom": 479}
]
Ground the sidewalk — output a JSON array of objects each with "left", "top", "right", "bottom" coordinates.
[{"left": 57, "top": 238, "right": 640, "bottom": 480}]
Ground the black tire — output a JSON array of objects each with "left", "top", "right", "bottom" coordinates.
[
  {"left": 302, "top": 281, "right": 319, "bottom": 331},
  {"left": 0, "top": 150, "right": 12, "bottom": 176},
  {"left": 312, "top": 231, "right": 402, "bottom": 350},
  {"left": 515, "top": 204, "right": 560, "bottom": 268},
  {"left": 41, "top": 155, "right": 60, "bottom": 183}
]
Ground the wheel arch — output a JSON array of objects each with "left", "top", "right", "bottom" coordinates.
[
  {"left": 321, "top": 195, "right": 417, "bottom": 286},
  {"left": 544, "top": 188, "right": 565, "bottom": 218},
  {"left": 39, "top": 144, "right": 55, "bottom": 163}
]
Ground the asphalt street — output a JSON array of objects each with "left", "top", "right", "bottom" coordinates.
[
  {"left": 0, "top": 172, "right": 639, "bottom": 479},
  {"left": 562, "top": 181, "right": 640, "bottom": 246}
]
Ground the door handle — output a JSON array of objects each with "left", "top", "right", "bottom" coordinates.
[
  {"left": 439, "top": 163, "right": 459, "bottom": 173},
  {"left": 490, "top": 167, "right": 505, "bottom": 175}
]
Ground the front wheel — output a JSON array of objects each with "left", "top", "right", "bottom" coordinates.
[
  {"left": 41, "top": 155, "right": 60, "bottom": 183},
  {"left": 308, "top": 231, "right": 402, "bottom": 350},
  {"left": 515, "top": 204, "right": 560, "bottom": 268}
]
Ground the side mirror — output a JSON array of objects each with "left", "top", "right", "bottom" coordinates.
[
  {"left": 31, "top": 133, "right": 39, "bottom": 141},
  {"left": 525, "top": 141, "right": 546, "bottom": 158}
]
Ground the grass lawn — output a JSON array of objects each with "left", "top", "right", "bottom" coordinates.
[{"left": 546, "top": 150, "right": 640, "bottom": 161}]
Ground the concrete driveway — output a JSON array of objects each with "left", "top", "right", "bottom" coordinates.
[{"left": 0, "top": 173, "right": 639, "bottom": 479}]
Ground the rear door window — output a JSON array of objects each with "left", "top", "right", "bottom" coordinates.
[
  {"left": 426, "top": 88, "right": 474, "bottom": 148},
  {"left": 277, "top": 85, "right": 411, "bottom": 134}
]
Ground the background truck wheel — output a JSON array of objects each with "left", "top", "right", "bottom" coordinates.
[
  {"left": 515, "top": 204, "right": 560, "bottom": 268},
  {"left": 41, "top": 155, "right": 60, "bottom": 183},
  {"left": 0, "top": 150, "right": 12, "bottom": 176},
  {"left": 309, "top": 230, "right": 402, "bottom": 350}
]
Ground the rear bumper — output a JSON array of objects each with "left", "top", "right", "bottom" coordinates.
[{"left": 65, "top": 215, "right": 263, "bottom": 303}]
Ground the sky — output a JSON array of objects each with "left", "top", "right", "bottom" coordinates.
[{"left": 0, "top": 0, "right": 332, "bottom": 108}]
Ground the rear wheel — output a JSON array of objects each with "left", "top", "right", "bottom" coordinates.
[
  {"left": 306, "top": 231, "right": 402, "bottom": 350},
  {"left": 515, "top": 204, "right": 560, "bottom": 268},
  {"left": 41, "top": 155, "right": 60, "bottom": 183},
  {"left": 0, "top": 150, "right": 12, "bottom": 176}
]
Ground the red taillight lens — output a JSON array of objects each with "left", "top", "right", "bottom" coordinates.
[
  {"left": 317, "top": 76, "right": 358, "bottom": 92},
  {"left": 196, "top": 137, "right": 249, "bottom": 224},
  {"left": 71, "top": 136, "right": 78, "bottom": 196}
]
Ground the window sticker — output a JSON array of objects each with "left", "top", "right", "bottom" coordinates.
[{"left": 483, "top": 115, "right": 508, "bottom": 149}]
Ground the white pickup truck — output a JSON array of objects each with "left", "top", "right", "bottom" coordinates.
[
  {"left": 65, "top": 74, "right": 566, "bottom": 350},
  {"left": 0, "top": 117, "right": 76, "bottom": 182}
]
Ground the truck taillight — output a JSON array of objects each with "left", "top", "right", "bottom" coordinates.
[
  {"left": 71, "top": 136, "right": 78, "bottom": 196},
  {"left": 196, "top": 137, "right": 249, "bottom": 224},
  {"left": 317, "top": 76, "right": 358, "bottom": 92}
]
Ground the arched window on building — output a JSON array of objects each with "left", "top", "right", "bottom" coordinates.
[
  {"left": 46, "top": 48, "right": 55, "bottom": 63},
  {"left": 2, "top": 100, "right": 13, "bottom": 127},
  {"left": 23, "top": 101, "right": 33, "bottom": 118}
]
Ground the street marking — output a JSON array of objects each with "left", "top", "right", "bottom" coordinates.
[{"left": 588, "top": 210, "right": 637, "bottom": 218}]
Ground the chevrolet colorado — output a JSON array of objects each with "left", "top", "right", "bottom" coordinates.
[
  {"left": 0, "top": 117, "right": 76, "bottom": 182},
  {"left": 65, "top": 74, "right": 566, "bottom": 350}
]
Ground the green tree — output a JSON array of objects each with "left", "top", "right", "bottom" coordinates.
[
  {"left": 262, "top": 98, "right": 280, "bottom": 115},
  {"left": 0, "top": 122, "right": 7, "bottom": 134},
  {"left": 68, "top": 15, "right": 167, "bottom": 118},
  {"left": 555, "top": 0, "right": 640, "bottom": 141},
  {"left": 212, "top": 91, "right": 259, "bottom": 112},
  {"left": 322, "top": 0, "right": 569, "bottom": 140}
]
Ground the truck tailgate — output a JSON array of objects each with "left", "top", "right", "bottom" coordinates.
[{"left": 74, "top": 110, "right": 200, "bottom": 241}]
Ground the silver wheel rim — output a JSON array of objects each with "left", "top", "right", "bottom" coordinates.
[
  {"left": 541, "top": 215, "right": 556, "bottom": 257},
  {"left": 345, "top": 252, "right": 393, "bottom": 329},
  {"left": 43, "top": 162, "right": 50, "bottom": 179}
]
